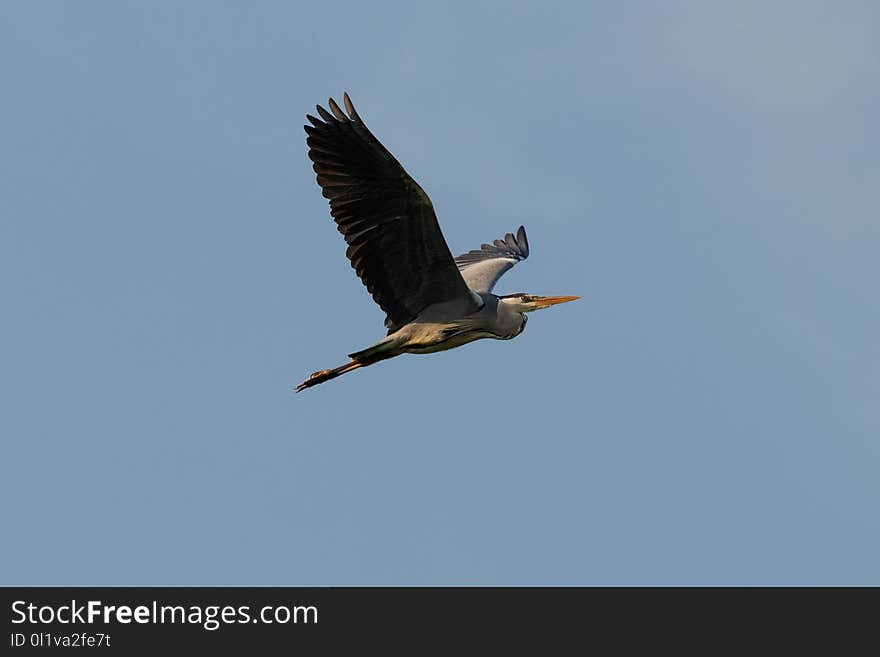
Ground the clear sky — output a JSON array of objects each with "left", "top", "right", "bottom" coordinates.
[{"left": 2, "top": 1, "right": 878, "bottom": 585}]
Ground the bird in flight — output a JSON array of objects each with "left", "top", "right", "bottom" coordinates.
[{"left": 296, "top": 93, "right": 579, "bottom": 392}]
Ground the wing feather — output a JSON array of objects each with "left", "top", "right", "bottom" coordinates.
[
  {"left": 454, "top": 226, "right": 530, "bottom": 293},
  {"left": 305, "top": 93, "right": 477, "bottom": 332}
]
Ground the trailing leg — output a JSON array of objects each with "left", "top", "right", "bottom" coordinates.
[{"left": 295, "top": 336, "right": 400, "bottom": 393}]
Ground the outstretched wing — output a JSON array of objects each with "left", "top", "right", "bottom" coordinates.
[
  {"left": 454, "top": 226, "right": 530, "bottom": 293},
  {"left": 305, "top": 93, "right": 478, "bottom": 333}
]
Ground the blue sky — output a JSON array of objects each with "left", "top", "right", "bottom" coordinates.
[{"left": 2, "top": 1, "right": 878, "bottom": 585}]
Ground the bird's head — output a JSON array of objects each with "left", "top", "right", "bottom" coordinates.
[{"left": 499, "top": 293, "right": 580, "bottom": 313}]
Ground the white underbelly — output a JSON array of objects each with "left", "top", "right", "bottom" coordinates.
[{"left": 402, "top": 330, "right": 502, "bottom": 354}]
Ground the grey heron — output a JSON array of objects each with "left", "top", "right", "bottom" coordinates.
[{"left": 296, "top": 93, "right": 579, "bottom": 392}]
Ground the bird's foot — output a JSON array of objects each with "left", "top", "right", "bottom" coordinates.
[{"left": 295, "top": 369, "right": 332, "bottom": 393}]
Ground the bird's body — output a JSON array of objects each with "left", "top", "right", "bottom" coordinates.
[
  {"left": 361, "top": 292, "right": 527, "bottom": 357},
  {"left": 392, "top": 293, "right": 526, "bottom": 353},
  {"left": 296, "top": 93, "right": 578, "bottom": 392}
]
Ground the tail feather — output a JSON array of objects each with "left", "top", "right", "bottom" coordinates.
[{"left": 347, "top": 337, "right": 396, "bottom": 361}]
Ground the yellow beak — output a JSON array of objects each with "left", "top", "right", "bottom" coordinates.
[{"left": 531, "top": 295, "right": 581, "bottom": 309}]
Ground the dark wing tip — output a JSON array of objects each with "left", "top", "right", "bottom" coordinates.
[
  {"left": 455, "top": 226, "right": 530, "bottom": 269},
  {"left": 328, "top": 97, "right": 348, "bottom": 122},
  {"left": 307, "top": 92, "right": 361, "bottom": 126},
  {"left": 517, "top": 225, "right": 529, "bottom": 257},
  {"left": 316, "top": 104, "right": 336, "bottom": 123},
  {"left": 343, "top": 92, "right": 363, "bottom": 123}
]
